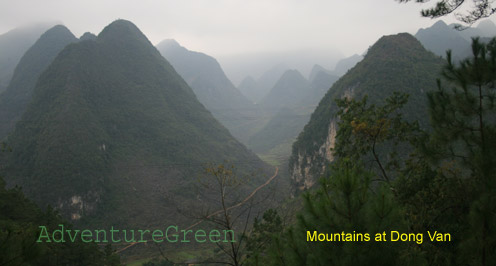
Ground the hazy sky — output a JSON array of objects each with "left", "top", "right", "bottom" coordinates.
[{"left": 1, "top": 0, "right": 494, "bottom": 83}]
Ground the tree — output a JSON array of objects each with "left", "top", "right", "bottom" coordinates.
[
  {"left": 266, "top": 160, "right": 408, "bottom": 266},
  {"left": 244, "top": 209, "right": 284, "bottom": 266},
  {"left": 424, "top": 37, "right": 496, "bottom": 266},
  {"left": 398, "top": 0, "right": 496, "bottom": 26},
  {"left": 0, "top": 176, "right": 123, "bottom": 266},
  {"left": 1, "top": 142, "right": 122, "bottom": 266},
  {"left": 334, "top": 92, "right": 419, "bottom": 186},
  {"left": 177, "top": 163, "right": 261, "bottom": 266},
  {"left": 201, "top": 163, "right": 248, "bottom": 266}
]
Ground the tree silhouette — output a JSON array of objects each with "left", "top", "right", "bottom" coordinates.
[{"left": 398, "top": 0, "right": 496, "bottom": 26}]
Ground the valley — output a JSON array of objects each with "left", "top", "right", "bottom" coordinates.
[{"left": 1, "top": 3, "right": 496, "bottom": 264}]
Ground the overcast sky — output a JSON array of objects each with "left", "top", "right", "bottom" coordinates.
[{"left": 1, "top": 0, "right": 494, "bottom": 83}]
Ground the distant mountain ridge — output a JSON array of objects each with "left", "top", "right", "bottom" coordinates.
[
  {"left": 0, "top": 23, "right": 54, "bottom": 93},
  {"left": 259, "top": 69, "right": 309, "bottom": 111},
  {"left": 415, "top": 19, "right": 496, "bottom": 60},
  {"left": 238, "top": 55, "right": 362, "bottom": 106},
  {"left": 308, "top": 64, "right": 333, "bottom": 82},
  {"left": 238, "top": 64, "right": 288, "bottom": 104},
  {"left": 247, "top": 67, "right": 338, "bottom": 158},
  {"left": 79, "top": 32, "right": 96, "bottom": 41},
  {"left": 0, "top": 25, "right": 78, "bottom": 140},
  {"left": 332, "top": 54, "right": 363, "bottom": 76},
  {"left": 156, "top": 39, "right": 260, "bottom": 143},
  {"left": 305, "top": 70, "right": 339, "bottom": 106}
]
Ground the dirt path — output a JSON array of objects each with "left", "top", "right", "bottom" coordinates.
[{"left": 116, "top": 166, "right": 279, "bottom": 253}]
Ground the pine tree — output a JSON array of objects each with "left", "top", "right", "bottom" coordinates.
[
  {"left": 269, "top": 160, "right": 408, "bottom": 266},
  {"left": 244, "top": 209, "right": 283, "bottom": 266},
  {"left": 398, "top": 0, "right": 496, "bottom": 26},
  {"left": 426, "top": 37, "right": 496, "bottom": 266}
]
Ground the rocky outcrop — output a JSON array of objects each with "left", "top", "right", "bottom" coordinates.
[
  {"left": 289, "top": 33, "right": 444, "bottom": 193},
  {"left": 57, "top": 190, "right": 102, "bottom": 221},
  {"left": 291, "top": 118, "right": 337, "bottom": 190}
]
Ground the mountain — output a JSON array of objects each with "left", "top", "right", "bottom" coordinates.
[
  {"left": 415, "top": 20, "right": 471, "bottom": 60},
  {"left": 239, "top": 64, "right": 288, "bottom": 104},
  {"left": 79, "top": 32, "right": 96, "bottom": 41},
  {"left": 306, "top": 67, "right": 339, "bottom": 106},
  {"left": 2, "top": 20, "right": 269, "bottom": 228},
  {"left": 332, "top": 54, "right": 363, "bottom": 76},
  {"left": 256, "top": 64, "right": 288, "bottom": 100},
  {"left": 247, "top": 107, "right": 310, "bottom": 155},
  {"left": 415, "top": 19, "right": 496, "bottom": 61},
  {"left": 475, "top": 19, "right": 496, "bottom": 37},
  {"left": 259, "top": 69, "right": 309, "bottom": 111},
  {"left": 156, "top": 39, "right": 260, "bottom": 142},
  {"left": 0, "top": 25, "right": 78, "bottom": 140},
  {"left": 0, "top": 23, "right": 53, "bottom": 93},
  {"left": 308, "top": 56, "right": 362, "bottom": 82},
  {"left": 455, "top": 24, "right": 485, "bottom": 41},
  {"left": 290, "top": 33, "right": 445, "bottom": 190},
  {"left": 237, "top": 75, "right": 259, "bottom": 103},
  {"left": 247, "top": 70, "right": 318, "bottom": 161},
  {"left": 456, "top": 19, "right": 496, "bottom": 41},
  {"left": 308, "top": 64, "right": 332, "bottom": 82},
  {"left": 247, "top": 68, "right": 338, "bottom": 161},
  {"left": 0, "top": 176, "right": 119, "bottom": 264}
]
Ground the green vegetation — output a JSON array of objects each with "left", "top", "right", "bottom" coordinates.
[
  {"left": 1, "top": 20, "right": 268, "bottom": 230},
  {"left": 257, "top": 138, "right": 295, "bottom": 167},
  {"left": 2, "top": 10, "right": 494, "bottom": 264},
  {"left": 248, "top": 69, "right": 335, "bottom": 160},
  {"left": 290, "top": 33, "right": 445, "bottom": 186},
  {"left": 264, "top": 162, "right": 404, "bottom": 265},
  {"left": 246, "top": 37, "right": 496, "bottom": 265},
  {"left": 0, "top": 176, "right": 121, "bottom": 265},
  {"left": 248, "top": 107, "right": 310, "bottom": 154},
  {"left": 0, "top": 25, "right": 78, "bottom": 139}
]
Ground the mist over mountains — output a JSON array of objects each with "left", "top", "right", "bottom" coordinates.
[
  {"left": 237, "top": 64, "right": 288, "bottom": 104},
  {"left": 156, "top": 39, "right": 261, "bottom": 142},
  {"left": 1, "top": 15, "right": 496, "bottom": 264},
  {"left": 2, "top": 20, "right": 269, "bottom": 228},
  {"left": 415, "top": 19, "right": 496, "bottom": 60},
  {"left": 218, "top": 49, "right": 342, "bottom": 86},
  {"left": 0, "top": 23, "right": 54, "bottom": 93},
  {"left": 0, "top": 25, "right": 78, "bottom": 140}
]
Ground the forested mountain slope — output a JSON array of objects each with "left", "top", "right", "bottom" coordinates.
[
  {"left": 2, "top": 20, "right": 269, "bottom": 229},
  {"left": 0, "top": 25, "right": 78, "bottom": 139},
  {"left": 290, "top": 33, "right": 445, "bottom": 189}
]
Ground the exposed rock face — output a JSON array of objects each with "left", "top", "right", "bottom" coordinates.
[
  {"left": 56, "top": 190, "right": 102, "bottom": 221},
  {"left": 291, "top": 118, "right": 337, "bottom": 190},
  {"left": 291, "top": 153, "right": 311, "bottom": 190},
  {"left": 290, "top": 85, "right": 349, "bottom": 191},
  {"left": 320, "top": 119, "right": 337, "bottom": 163},
  {"left": 289, "top": 33, "right": 444, "bottom": 192}
]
